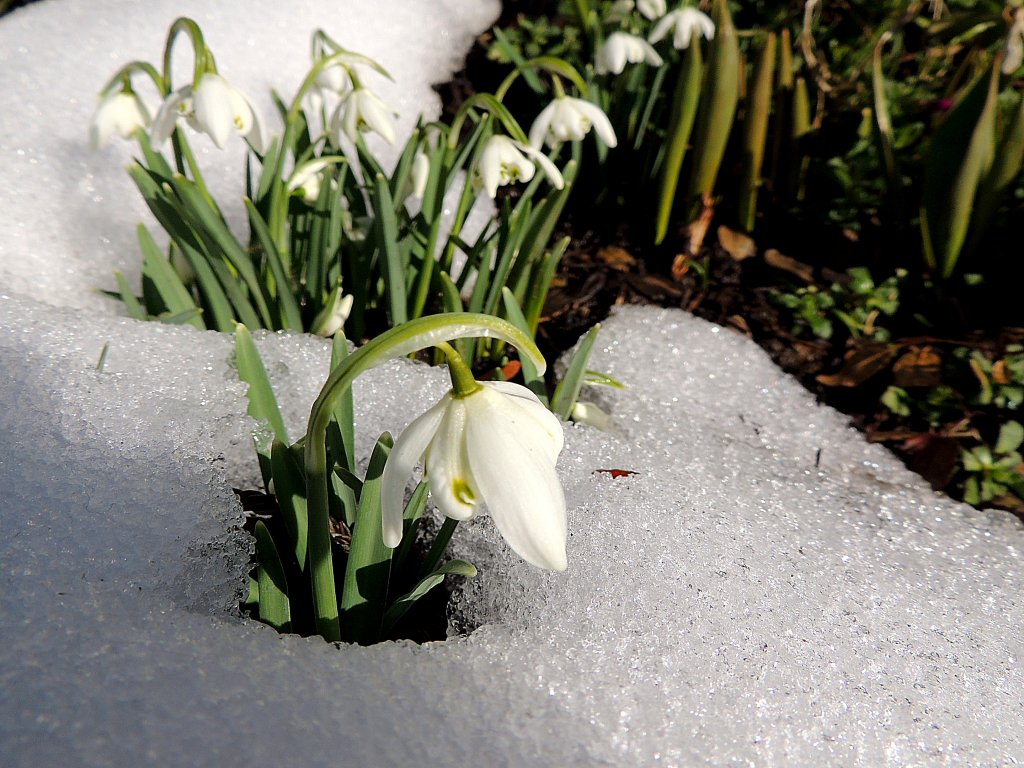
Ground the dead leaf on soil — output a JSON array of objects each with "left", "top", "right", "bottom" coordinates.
[
  {"left": 764, "top": 248, "right": 814, "bottom": 283},
  {"left": 597, "top": 246, "right": 636, "bottom": 272},
  {"left": 892, "top": 346, "right": 943, "bottom": 388},
  {"left": 683, "top": 194, "right": 715, "bottom": 255},
  {"left": 717, "top": 225, "right": 757, "bottom": 261},
  {"left": 816, "top": 342, "right": 896, "bottom": 387}
]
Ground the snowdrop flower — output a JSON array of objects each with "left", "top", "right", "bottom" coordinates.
[
  {"left": 89, "top": 90, "right": 151, "bottom": 150},
  {"left": 314, "top": 63, "right": 351, "bottom": 96},
  {"left": 151, "top": 73, "right": 265, "bottom": 152},
  {"left": 596, "top": 32, "right": 664, "bottom": 76},
  {"left": 529, "top": 96, "right": 618, "bottom": 150},
  {"left": 310, "top": 285, "right": 354, "bottom": 337},
  {"left": 330, "top": 87, "right": 396, "bottom": 145},
  {"left": 649, "top": 6, "right": 715, "bottom": 50},
  {"left": 381, "top": 380, "right": 567, "bottom": 571},
  {"left": 637, "top": 0, "right": 667, "bottom": 20},
  {"left": 286, "top": 157, "right": 339, "bottom": 204},
  {"left": 409, "top": 149, "right": 431, "bottom": 199},
  {"left": 472, "top": 135, "right": 564, "bottom": 199}
]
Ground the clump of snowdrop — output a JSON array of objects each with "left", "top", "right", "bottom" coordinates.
[{"left": 330, "top": 86, "right": 397, "bottom": 145}]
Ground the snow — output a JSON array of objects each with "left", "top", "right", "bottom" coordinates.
[{"left": 2, "top": 1, "right": 1023, "bottom": 766}]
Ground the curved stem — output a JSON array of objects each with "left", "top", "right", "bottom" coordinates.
[
  {"left": 303, "top": 313, "right": 545, "bottom": 641},
  {"left": 162, "top": 17, "right": 207, "bottom": 91},
  {"left": 99, "top": 61, "right": 166, "bottom": 97},
  {"left": 435, "top": 342, "right": 480, "bottom": 396}
]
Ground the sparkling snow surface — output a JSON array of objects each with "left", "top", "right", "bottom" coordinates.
[{"left": 1, "top": 2, "right": 1023, "bottom": 767}]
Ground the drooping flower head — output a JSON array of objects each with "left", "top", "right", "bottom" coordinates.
[
  {"left": 596, "top": 32, "right": 664, "bottom": 76},
  {"left": 151, "top": 72, "right": 265, "bottom": 152},
  {"left": 89, "top": 89, "right": 151, "bottom": 150},
  {"left": 330, "top": 87, "right": 397, "bottom": 146},
  {"left": 382, "top": 380, "right": 567, "bottom": 571},
  {"left": 649, "top": 6, "right": 715, "bottom": 50},
  {"left": 528, "top": 95, "right": 618, "bottom": 149},
  {"left": 472, "top": 135, "right": 564, "bottom": 199}
]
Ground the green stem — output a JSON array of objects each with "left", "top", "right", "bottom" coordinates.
[
  {"left": 303, "top": 313, "right": 546, "bottom": 641},
  {"left": 161, "top": 17, "right": 207, "bottom": 90},
  {"left": 435, "top": 342, "right": 480, "bottom": 396},
  {"left": 417, "top": 517, "right": 459, "bottom": 581}
]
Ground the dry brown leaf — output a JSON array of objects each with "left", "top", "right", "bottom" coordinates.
[
  {"left": 717, "top": 225, "right": 757, "bottom": 261},
  {"left": 764, "top": 248, "right": 814, "bottom": 283},
  {"left": 892, "top": 346, "right": 943, "bottom": 388},
  {"left": 597, "top": 246, "right": 636, "bottom": 272},
  {"left": 992, "top": 358, "right": 1011, "bottom": 385},
  {"left": 816, "top": 342, "right": 895, "bottom": 387}
]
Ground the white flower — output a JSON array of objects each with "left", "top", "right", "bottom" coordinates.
[
  {"left": 381, "top": 380, "right": 567, "bottom": 571},
  {"left": 330, "top": 87, "right": 396, "bottom": 145},
  {"left": 637, "top": 0, "right": 667, "bottom": 20},
  {"left": 472, "top": 135, "right": 564, "bottom": 199},
  {"left": 286, "top": 157, "right": 338, "bottom": 204},
  {"left": 89, "top": 90, "right": 151, "bottom": 150},
  {"left": 410, "top": 149, "right": 430, "bottom": 199},
  {"left": 151, "top": 73, "right": 265, "bottom": 152},
  {"left": 649, "top": 7, "right": 715, "bottom": 50},
  {"left": 314, "top": 63, "right": 351, "bottom": 96},
  {"left": 596, "top": 32, "right": 664, "bottom": 76},
  {"left": 310, "top": 285, "right": 354, "bottom": 337},
  {"left": 529, "top": 96, "right": 618, "bottom": 150}
]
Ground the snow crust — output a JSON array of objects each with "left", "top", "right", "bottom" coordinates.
[{"left": 2, "top": 1, "right": 1023, "bottom": 766}]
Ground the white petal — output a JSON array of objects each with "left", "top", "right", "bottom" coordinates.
[
  {"left": 410, "top": 151, "right": 430, "bottom": 199},
  {"left": 518, "top": 143, "right": 564, "bottom": 190},
  {"left": 150, "top": 87, "right": 190, "bottom": 147},
  {"left": 637, "top": 0, "right": 666, "bottom": 20},
  {"left": 464, "top": 389, "right": 567, "bottom": 571},
  {"left": 482, "top": 381, "right": 564, "bottom": 461},
  {"left": 380, "top": 394, "right": 450, "bottom": 547},
  {"left": 193, "top": 74, "right": 236, "bottom": 148},
  {"left": 426, "top": 399, "right": 479, "bottom": 521},
  {"left": 649, "top": 13, "right": 675, "bottom": 44},
  {"left": 478, "top": 139, "right": 505, "bottom": 198},
  {"left": 359, "top": 92, "right": 396, "bottom": 145},
  {"left": 574, "top": 100, "right": 618, "bottom": 148},
  {"left": 528, "top": 101, "right": 557, "bottom": 149}
]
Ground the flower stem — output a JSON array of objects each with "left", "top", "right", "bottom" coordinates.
[{"left": 435, "top": 342, "right": 480, "bottom": 396}]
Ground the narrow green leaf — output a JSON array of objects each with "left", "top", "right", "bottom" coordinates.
[
  {"left": 373, "top": 173, "right": 408, "bottom": 325},
  {"left": 551, "top": 324, "right": 602, "bottom": 420},
  {"left": 340, "top": 433, "right": 394, "bottom": 644},
  {"left": 686, "top": 0, "right": 740, "bottom": 199},
  {"left": 327, "top": 333, "right": 357, "bottom": 475},
  {"left": 244, "top": 198, "right": 303, "bottom": 331},
  {"left": 922, "top": 62, "right": 999, "bottom": 277},
  {"left": 500, "top": 287, "right": 548, "bottom": 404},
  {"left": 655, "top": 42, "right": 703, "bottom": 244},
  {"left": 253, "top": 520, "right": 292, "bottom": 633},
  {"left": 523, "top": 236, "right": 570, "bottom": 335},
  {"left": 392, "top": 481, "right": 430, "bottom": 574},
  {"left": 235, "top": 323, "right": 290, "bottom": 470},
  {"left": 381, "top": 560, "right": 476, "bottom": 635},
  {"left": 137, "top": 225, "right": 204, "bottom": 328},
  {"left": 113, "top": 270, "right": 147, "bottom": 320},
  {"left": 270, "top": 439, "right": 308, "bottom": 570},
  {"left": 738, "top": 33, "right": 776, "bottom": 233}
]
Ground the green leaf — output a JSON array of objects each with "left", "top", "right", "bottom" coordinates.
[
  {"left": 686, "top": 0, "right": 740, "bottom": 200},
  {"left": 551, "top": 324, "right": 601, "bottom": 420},
  {"left": 113, "top": 270, "right": 147, "bottom": 321},
  {"left": 372, "top": 173, "right": 409, "bottom": 326},
  {"left": 136, "top": 225, "right": 204, "bottom": 329},
  {"left": 995, "top": 421, "right": 1024, "bottom": 454},
  {"left": 244, "top": 198, "right": 303, "bottom": 331},
  {"left": 381, "top": 559, "right": 476, "bottom": 635},
  {"left": 392, "top": 481, "right": 430, "bottom": 574},
  {"left": 327, "top": 334, "right": 356, "bottom": 475},
  {"left": 738, "top": 33, "right": 775, "bottom": 233},
  {"left": 270, "top": 439, "right": 308, "bottom": 570},
  {"left": 500, "top": 287, "right": 548, "bottom": 404},
  {"left": 922, "top": 62, "right": 1000, "bottom": 278},
  {"left": 253, "top": 521, "right": 291, "bottom": 633},
  {"left": 655, "top": 43, "right": 703, "bottom": 243},
  {"left": 235, "top": 324, "right": 289, "bottom": 488},
  {"left": 340, "top": 433, "right": 394, "bottom": 644}
]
